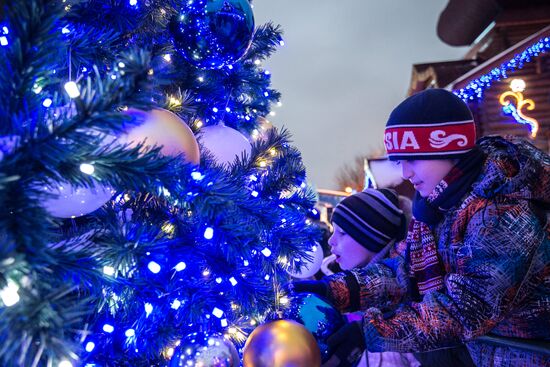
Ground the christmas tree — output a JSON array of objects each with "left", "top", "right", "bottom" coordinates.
[{"left": 0, "top": 1, "right": 320, "bottom": 366}]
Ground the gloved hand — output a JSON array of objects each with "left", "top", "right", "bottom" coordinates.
[
  {"left": 285, "top": 280, "right": 329, "bottom": 298},
  {"left": 321, "top": 321, "right": 366, "bottom": 367}
]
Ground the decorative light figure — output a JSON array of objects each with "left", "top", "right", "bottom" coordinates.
[{"left": 499, "top": 78, "right": 539, "bottom": 138}]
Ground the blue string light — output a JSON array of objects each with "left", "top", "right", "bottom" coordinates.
[{"left": 454, "top": 37, "right": 550, "bottom": 101}]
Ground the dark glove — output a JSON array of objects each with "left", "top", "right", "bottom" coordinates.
[
  {"left": 285, "top": 280, "right": 329, "bottom": 298},
  {"left": 322, "top": 321, "right": 365, "bottom": 367}
]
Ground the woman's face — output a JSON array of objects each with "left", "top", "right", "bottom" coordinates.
[
  {"left": 328, "top": 222, "right": 376, "bottom": 270},
  {"left": 397, "top": 159, "right": 456, "bottom": 197}
]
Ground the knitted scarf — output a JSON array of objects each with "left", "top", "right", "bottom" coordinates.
[{"left": 408, "top": 147, "right": 486, "bottom": 295}]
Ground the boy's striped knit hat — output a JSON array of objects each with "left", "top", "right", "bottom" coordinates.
[
  {"left": 384, "top": 88, "right": 477, "bottom": 161},
  {"left": 331, "top": 188, "right": 406, "bottom": 252}
]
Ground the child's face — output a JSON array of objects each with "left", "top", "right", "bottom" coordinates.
[
  {"left": 397, "top": 159, "right": 456, "bottom": 197},
  {"left": 328, "top": 223, "right": 376, "bottom": 270}
]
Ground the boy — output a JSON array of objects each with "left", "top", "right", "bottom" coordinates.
[{"left": 298, "top": 89, "right": 550, "bottom": 367}]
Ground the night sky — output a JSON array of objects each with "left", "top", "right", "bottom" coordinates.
[{"left": 254, "top": 0, "right": 468, "bottom": 189}]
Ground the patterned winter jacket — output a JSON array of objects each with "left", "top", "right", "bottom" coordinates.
[{"left": 322, "top": 137, "right": 550, "bottom": 367}]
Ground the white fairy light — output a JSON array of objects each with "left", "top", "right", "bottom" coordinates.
[
  {"left": 64, "top": 81, "right": 80, "bottom": 98},
  {"left": 79, "top": 163, "right": 95, "bottom": 175}
]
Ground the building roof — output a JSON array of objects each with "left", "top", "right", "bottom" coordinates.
[
  {"left": 437, "top": 0, "right": 550, "bottom": 46},
  {"left": 447, "top": 24, "right": 550, "bottom": 91},
  {"left": 409, "top": 60, "right": 479, "bottom": 95}
]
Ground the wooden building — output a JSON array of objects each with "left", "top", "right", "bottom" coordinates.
[{"left": 409, "top": 0, "right": 550, "bottom": 151}]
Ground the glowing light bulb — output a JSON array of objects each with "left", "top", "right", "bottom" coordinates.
[
  {"left": 204, "top": 227, "right": 214, "bottom": 239},
  {"left": 79, "top": 163, "right": 95, "bottom": 175},
  {"left": 85, "top": 341, "right": 95, "bottom": 352},
  {"left": 58, "top": 360, "right": 73, "bottom": 367},
  {"left": 212, "top": 307, "right": 224, "bottom": 318},
  {"left": 144, "top": 303, "right": 153, "bottom": 316},
  {"left": 103, "top": 324, "right": 114, "bottom": 333},
  {"left": 148, "top": 261, "right": 161, "bottom": 274},
  {"left": 171, "top": 299, "right": 181, "bottom": 310},
  {"left": 175, "top": 262, "right": 186, "bottom": 271},
  {"left": 64, "top": 81, "right": 80, "bottom": 98},
  {"left": 0, "top": 280, "right": 20, "bottom": 307}
]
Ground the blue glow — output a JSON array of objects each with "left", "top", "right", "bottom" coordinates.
[
  {"left": 502, "top": 103, "right": 537, "bottom": 133},
  {"left": 42, "top": 98, "right": 53, "bottom": 108},
  {"left": 125, "top": 329, "right": 135, "bottom": 337},
  {"left": 175, "top": 262, "right": 187, "bottom": 271},
  {"left": 61, "top": 26, "right": 70, "bottom": 34},
  {"left": 203, "top": 227, "right": 214, "bottom": 239},
  {"left": 147, "top": 261, "right": 161, "bottom": 274},
  {"left": 455, "top": 37, "right": 550, "bottom": 101},
  {"left": 261, "top": 248, "right": 272, "bottom": 257},
  {"left": 0, "top": 36, "right": 8, "bottom": 46},
  {"left": 129, "top": 0, "right": 138, "bottom": 5},
  {"left": 171, "top": 299, "right": 182, "bottom": 310},
  {"left": 212, "top": 307, "right": 224, "bottom": 318},
  {"left": 251, "top": 191, "right": 258, "bottom": 197},
  {"left": 85, "top": 342, "right": 95, "bottom": 352},
  {"left": 2, "top": 26, "right": 8, "bottom": 34},
  {"left": 191, "top": 171, "right": 204, "bottom": 181},
  {"left": 144, "top": 303, "right": 153, "bottom": 316},
  {"left": 229, "top": 277, "right": 238, "bottom": 286},
  {"left": 103, "top": 324, "right": 114, "bottom": 333}
]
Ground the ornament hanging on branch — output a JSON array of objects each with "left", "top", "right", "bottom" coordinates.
[
  {"left": 41, "top": 180, "right": 115, "bottom": 218},
  {"left": 242, "top": 319, "right": 321, "bottom": 367},
  {"left": 286, "top": 243, "right": 324, "bottom": 279},
  {"left": 200, "top": 123, "right": 251, "bottom": 166},
  {"left": 283, "top": 293, "right": 346, "bottom": 363},
  {"left": 121, "top": 108, "right": 200, "bottom": 164},
  {"left": 169, "top": 0, "right": 255, "bottom": 69},
  {"left": 169, "top": 331, "right": 239, "bottom": 367}
]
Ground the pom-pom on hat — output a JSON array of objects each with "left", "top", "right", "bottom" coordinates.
[
  {"left": 331, "top": 188, "right": 407, "bottom": 253},
  {"left": 384, "top": 88, "right": 477, "bottom": 161}
]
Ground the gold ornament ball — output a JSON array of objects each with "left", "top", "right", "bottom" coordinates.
[
  {"left": 243, "top": 320, "right": 321, "bottom": 367},
  {"left": 122, "top": 108, "right": 200, "bottom": 164}
]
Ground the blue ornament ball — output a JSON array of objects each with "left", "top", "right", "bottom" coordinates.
[
  {"left": 169, "top": 331, "right": 239, "bottom": 367},
  {"left": 169, "top": 0, "right": 255, "bottom": 69},
  {"left": 283, "top": 293, "right": 346, "bottom": 363}
]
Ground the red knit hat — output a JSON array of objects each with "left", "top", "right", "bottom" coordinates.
[{"left": 384, "top": 89, "right": 477, "bottom": 161}]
